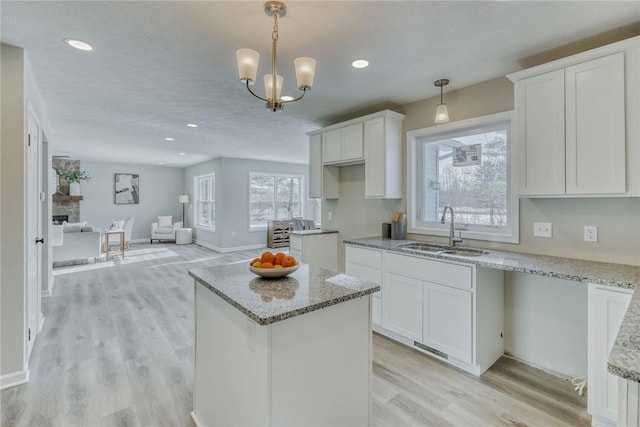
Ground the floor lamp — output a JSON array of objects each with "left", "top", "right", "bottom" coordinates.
[{"left": 179, "top": 194, "right": 189, "bottom": 227}]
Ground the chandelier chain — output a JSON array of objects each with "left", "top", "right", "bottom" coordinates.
[{"left": 272, "top": 10, "right": 279, "bottom": 41}]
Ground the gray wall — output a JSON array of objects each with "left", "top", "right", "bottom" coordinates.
[
  {"left": 1, "top": 43, "right": 26, "bottom": 378},
  {"left": 80, "top": 161, "right": 185, "bottom": 241},
  {"left": 184, "top": 157, "right": 310, "bottom": 250}
]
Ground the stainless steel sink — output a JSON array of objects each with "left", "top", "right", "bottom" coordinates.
[{"left": 397, "top": 242, "right": 489, "bottom": 257}]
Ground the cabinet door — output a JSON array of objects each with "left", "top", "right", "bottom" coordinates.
[
  {"left": 364, "top": 117, "right": 385, "bottom": 198},
  {"left": 322, "top": 129, "right": 342, "bottom": 163},
  {"left": 566, "top": 53, "right": 626, "bottom": 194},
  {"left": 515, "top": 69, "right": 566, "bottom": 195},
  {"left": 308, "top": 134, "right": 322, "bottom": 198},
  {"left": 422, "top": 282, "right": 472, "bottom": 364},
  {"left": 382, "top": 272, "right": 422, "bottom": 341},
  {"left": 588, "top": 284, "right": 632, "bottom": 424},
  {"left": 341, "top": 123, "right": 364, "bottom": 161}
]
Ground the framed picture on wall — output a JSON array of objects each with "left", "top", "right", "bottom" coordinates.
[{"left": 114, "top": 173, "right": 139, "bottom": 204}]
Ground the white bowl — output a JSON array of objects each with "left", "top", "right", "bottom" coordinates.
[{"left": 249, "top": 263, "right": 299, "bottom": 278}]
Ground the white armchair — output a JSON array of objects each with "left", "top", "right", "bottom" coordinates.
[{"left": 151, "top": 215, "right": 183, "bottom": 243}]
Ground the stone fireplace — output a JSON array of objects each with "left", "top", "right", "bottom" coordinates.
[{"left": 52, "top": 158, "right": 82, "bottom": 223}]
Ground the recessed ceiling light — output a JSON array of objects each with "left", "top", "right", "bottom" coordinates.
[
  {"left": 158, "top": 162, "right": 165, "bottom": 165},
  {"left": 64, "top": 38, "right": 93, "bottom": 51},
  {"left": 178, "top": 152, "right": 186, "bottom": 156},
  {"left": 186, "top": 123, "right": 198, "bottom": 128},
  {"left": 165, "top": 137, "right": 175, "bottom": 141},
  {"left": 351, "top": 59, "right": 369, "bottom": 69},
  {"left": 281, "top": 96, "right": 294, "bottom": 101}
]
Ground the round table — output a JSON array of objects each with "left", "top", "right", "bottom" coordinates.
[{"left": 176, "top": 228, "right": 193, "bottom": 245}]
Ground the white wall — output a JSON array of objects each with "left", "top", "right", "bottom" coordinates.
[
  {"left": 80, "top": 161, "right": 184, "bottom": 241},
  {"left": 184, "top": 157, "right": 310, "bottom": 251}
]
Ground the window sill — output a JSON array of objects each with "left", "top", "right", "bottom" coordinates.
[
  {"left": 408, "top": 225, "right": 519, "bottom": 244},
  {"left": 249, "top": 226, "right": 267, "bottom": 233},
  {"left": 196, "top": 225, "right": 216, "bottom": 233}
]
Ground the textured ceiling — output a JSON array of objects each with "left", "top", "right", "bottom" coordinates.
[{"left": 2, "top": 1, "right": 639, "bottom": 167}]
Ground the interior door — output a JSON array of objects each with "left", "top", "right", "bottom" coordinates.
[{"left": 26, "top": 110, "right": 41, "bottom": 361}]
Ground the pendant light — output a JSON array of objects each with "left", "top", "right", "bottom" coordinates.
[{"left": 434, "top": 79, "right": 450, "bottom": 123}]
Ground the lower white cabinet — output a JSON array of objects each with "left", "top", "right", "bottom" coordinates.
[
  {"left": 422, "top": 281, "right": 472, "bottom": 365},
  {"left": 382, "top": 272, "right": 423, "bottom": 342},
  {"left": 345, "top": 245, "right": 504, "bottom": 376},
  {"left": 290, "top": 232, "right": 338, "bottom": 272},
  {"left": 588, "top": 283, "right": 633, "bottom": 427}
]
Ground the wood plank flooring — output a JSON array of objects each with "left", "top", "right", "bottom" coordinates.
[{"left": 1, "top": 243, "right": 589, "bottom": 426}]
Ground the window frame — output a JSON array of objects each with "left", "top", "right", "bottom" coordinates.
[
  {"left": 194, "top": 172, "right": 216, "bottom": 232},
  {"left": 248, "top": 171, "right": 304, "bottom": 232},
  {"left": 407, "top": 111, "right": 519, "bottom": 244}
]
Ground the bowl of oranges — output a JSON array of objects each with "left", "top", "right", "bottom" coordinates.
[{"left": 249, "top": 251, "right": 299, "bottom": 278}]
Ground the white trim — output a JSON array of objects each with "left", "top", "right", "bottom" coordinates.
[
  {"left": 191, "top": 411, "right": 202, "bottom": 427},
  {"left": 248, "top": 171, "right": 304, "bottom": 231},
  {"left": 195, "top": 225, "right": 216, "bottom": 233},
  {"left": 39, "top": 312, "right": 44, "bottom": 333},
  {"left": 194, "top": 240, "right": 265, "bottom": 254},
  {"left": 42, "top": 275, "right": 54, "bottom": 297},
  {"left": 306, "top": 109, "right": 406, "bottom": 136},
  {"left": 0, "top": 370, "right": 29, "bottom": 390},
  {"left": 406, "top": 111, "right": 519, "bottom": 244}
]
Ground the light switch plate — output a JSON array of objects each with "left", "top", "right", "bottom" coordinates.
[
  {"left": 584, "top": 225, "right": 598, "bottom": 242},
  {"left": 534, "top": 222, "right": 552, "bottom": 238}
]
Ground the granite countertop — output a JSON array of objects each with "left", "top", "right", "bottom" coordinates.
[
  {"left": 189, "top": 262, "right": 379, "bottom": 326},
  {"left": 344, "top": 237, "right": 640, "bottom": 382},
  {"left": 290, "top": 229, "right": 338, "bottom": 236}
]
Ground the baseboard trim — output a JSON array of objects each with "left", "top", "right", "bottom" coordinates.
[
  {"left": 39, "top": 312, "right": 45, "bottom": 333},
  {"left": 130, "top": 238, "right": 150, "bottom": 244},
  {"left": 194, "top": 240, "right": 266, "bottom": 253},
  {"left": 0, "top": 370, "right": 29, "bottom": 390},
  {"left": 191, "top": 411, "right": 202, "bottom": 427},
  {"left": 42, "top": 275, "right": 55, "bottom": 297}
]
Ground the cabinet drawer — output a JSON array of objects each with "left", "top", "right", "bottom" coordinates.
[
  {"left": 345, "top": 245, "right": 382, "bottom": 269},
  {"left": 384, "top": 252, "right": 472, "bottom": 290},
  {"left": 290, "top": 236, "right": 302, "bottom": 250}
]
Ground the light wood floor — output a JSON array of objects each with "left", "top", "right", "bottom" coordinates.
[{"left": 1, "top": 243, "right": 589, "bottom": 426}]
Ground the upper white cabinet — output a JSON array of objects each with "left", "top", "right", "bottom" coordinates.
[
  {"left": 307, "top": 110, "right": 405, "bottom": 199},
  {"left": 508, "top": 37, "right": 639, "bottom": 197}
]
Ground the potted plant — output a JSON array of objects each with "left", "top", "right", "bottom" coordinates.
[{"left": 57, "top": 168, "right": 91, "bottom": 196}]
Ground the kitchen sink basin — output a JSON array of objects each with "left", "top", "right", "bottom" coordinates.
[{"left": 397, "top": 242, "right": 489, "bottom": 257}]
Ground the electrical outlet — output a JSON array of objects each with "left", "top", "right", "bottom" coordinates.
[
  {"left": 584, "top": 225, "right": 598, "bottom": 242},
  {"left": 533, "top": 222, "right": 552, "bottom": 238}
]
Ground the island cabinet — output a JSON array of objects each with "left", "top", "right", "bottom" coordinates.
[
  {"left": 307, "top": 110, "right": 405, "bottom": 199},
  {"left": 508, "top": 36, "right": 640, "bottom": 197},
  {"left": 189, "top": 263, "right": 380, "bottom": 427},
  {"left": 588, "top": 284, "right": 633, "bottom": 427},
  {"left": 345, "top": 245, "right": 504, "bottom": 376},
  {"left": 289, "top": 230, "right": 338, "bottom": 272}
]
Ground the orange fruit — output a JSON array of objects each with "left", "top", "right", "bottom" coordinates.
[
  {"left": 261, "top": 251, "right": 275, "bottom": 264},
  {"left": 260, "top": 262, "right": 274, "bottom": 269},
  {"left": 250, "top": 258, "right": 261, "bottom": 266},
  {"left": 274, "top": 252, "right": 286, "bottom": 265},
  {"left": 282, "top": 256, "right": 297, "bottom": 267}
]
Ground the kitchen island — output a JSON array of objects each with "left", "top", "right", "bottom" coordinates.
[{"left": 188, "top": 262, "right": 380, "bottom": 427}]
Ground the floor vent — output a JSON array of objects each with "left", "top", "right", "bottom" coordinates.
[{"left": 414, "top": 341, "right": 448, "bottom": 360}]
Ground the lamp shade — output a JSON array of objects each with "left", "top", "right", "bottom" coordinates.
[
  {"left": 435, "top": 103, "right": 450, "bottom": 123},
  {"left": 294, "top": 57, "right": 316, "bottom": 89},
  {"left": 264, "top": 74, "right": 283, "bottom": 101},
  {"left": 236, "top": 49, "right": 260, "bottom": 83},
  {"left": 179, "top": 195, "right": 190, "bottom": 204}
]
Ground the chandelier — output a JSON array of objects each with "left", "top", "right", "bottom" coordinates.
[{"left": 236, "top": 1, "right": 316, "bottom": 112}]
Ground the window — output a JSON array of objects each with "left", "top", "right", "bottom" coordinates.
[
  {"left": 195, "top": 173, "right": 215, "bottom": 230},
  {"left": 249, "top": 173, "right": 303, "bottom": 229},
  {"left": 407, "top": 111, "right": 518, "bottom": 243}
]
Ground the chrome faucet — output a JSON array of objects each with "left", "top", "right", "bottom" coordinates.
[{"left": 440, "top": 205, "right": 463, "bottom": 247}]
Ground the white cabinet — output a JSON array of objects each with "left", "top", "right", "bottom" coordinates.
[
  {"left": 422, "top": 281, "right": 473, "bottom": 364},
  {"left": 307, "top": 110, "right": 405, "bottom": 199},
  {"left": 588, "top": 283, "right": 633, "bottom": 427},
  {"left": 308, "top": 134, "right": 339, "bottom": 199},
  {"left": 345, "top": 245, "right": 382, "bottom": 326},
  {"left": 322, "top": 123, "right": 363, "bottom": 164},
  {"left": 289, "top": 232, "right": 338, "bottom": 272},
  {"left": 364, "top": 114, "right": 404, "bottom": 199},
  {"left": 382, "top": 271, "right": 423, "bottom": 342},
  {"left": 508, "top": 37, "right": 639, "bottom": 196}
]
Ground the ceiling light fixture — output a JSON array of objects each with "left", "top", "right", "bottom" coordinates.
[
  {"left": 186, "top": 123, "right": 198, "bottom": 128},
  {"left": 280, "top": 95, "right": 294, "bottom": 101},
  {"left": 165, "top": 137, "right": 175, "bottom": 141},
  {"left": 351, "top": 59, "right": 369, "bottom": 69},
  {"left": 158, "top": 162, "right": 165, "bottom": 165},
  {"left": 236, "top": 1, "right": 316, "bottom": 112},
  {"left": 434, "top": 79, "right": 450, "bottom": 123},
  {"left": 64, "top": 38, "right": 93, "bottom": 51},
  {"left": 178, "top": 152, "right": 186, "bottom": 156}
]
